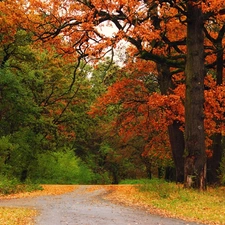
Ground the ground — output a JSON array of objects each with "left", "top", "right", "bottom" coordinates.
[{"left": 0, "top": 185, "right": 205, "bottom": 225}]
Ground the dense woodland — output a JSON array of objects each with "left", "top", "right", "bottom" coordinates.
[{"left": 0, "top": 0, "right": 224, "bottom": 190}]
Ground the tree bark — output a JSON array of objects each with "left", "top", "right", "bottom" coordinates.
[
  {"left": 141, "top": 156, "right": 152, "bottom": 179},
  {"left": 168, "top": 121, "right": 185, "bottom": 182},
  {"left": 184, "top": 1, "right": 206, "bottom": 190},
  {"left": 157, "top": 63, "right": 185, "bottom": 183}
]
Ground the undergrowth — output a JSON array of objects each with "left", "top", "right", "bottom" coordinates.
[
  {"left": 119, "top": 178, "right": 153, "bottom": 184},
  {"left": 0, "top": 176, "right": 42, "bottom": 195}
]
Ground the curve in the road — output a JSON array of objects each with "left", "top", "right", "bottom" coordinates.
[{"left": 0, "top": 185, "right": 205, "bottom": 225}]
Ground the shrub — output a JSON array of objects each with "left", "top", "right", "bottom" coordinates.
[
  {"left": 29, "top": 149, "right": 94, "bottom": 184},
  {"left": 0, "top": 176, "right": 42, "bottom": 195},
  {"left": 119, "top": 179, "right": 152, "bottom": 184},
  {"left": 0, "top": 176, "right": 19, "bottom": 195}
]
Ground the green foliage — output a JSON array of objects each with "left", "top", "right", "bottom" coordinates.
[
  {"left": 29, "top": 149, "right": 94, "bottom": 184},
  {"left": 3, "top": 129, "right": 44, "bottom": 181},
  {"left": 0, "top": 176, "right": 19, "bottom": 195},
  {"left": 0, "top": 175, "right": 42, "bottom": 195},
  {"left": 120, "top": 179, "right": 178, "bottom": 199},
  {"left": 77, "top": 161, "right": 96, "bottom": 184},
  {"left": 139, "top": 179, "right": 174, "bottom": 199},
  {"left": 119, "top": 179, "right": 153, "bottom": 184},
  {"left": 0, "top": 68, "right": 39, "bottom": 135},
  {"left": 0, "top": 136, "right": 15, "bottom": 175},
  {"left": 91, "top": 172, "right": 112, "bottom": 184}
]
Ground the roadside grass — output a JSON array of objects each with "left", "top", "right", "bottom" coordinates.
[
  {"left": 139, "top": 180, "right": 225, "bottom": 225},
  {"left": 106, "top": 179, "right": 225, "bottom": 225}
]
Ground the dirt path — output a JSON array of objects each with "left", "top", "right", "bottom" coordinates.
[{"left": 0, "top": 185, "right": 204, "bottom": 225}]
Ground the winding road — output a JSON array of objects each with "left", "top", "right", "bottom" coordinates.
[{"left": 0, "top": 185, "right": 205, "bottom": 225}]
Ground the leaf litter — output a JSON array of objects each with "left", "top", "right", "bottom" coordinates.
[{"left": 0, "top": 185, "right": 78, "bottom": 225}]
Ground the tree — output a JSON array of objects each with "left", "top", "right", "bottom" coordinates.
[
  {"left": 0, "top": 27, "right": 93, "bottom": 182},
  {"left": 6, "top": 0, "right": 224, "bottom": 188},
  {"left": 89, "top": 60, "right": 175, "bottom": 180},
  {"left": 184, "top": 0, "right": 206, "bottom": 190}
]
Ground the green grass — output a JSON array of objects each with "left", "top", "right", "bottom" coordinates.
[
  {"left": 119, "top": 178, "right": 153, "bottom": 184},
  {"left": 133, "top": 179, "right": 225, "bottom": 224}
]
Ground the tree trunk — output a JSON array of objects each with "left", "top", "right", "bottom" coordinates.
[
  {"left": 184, "top": 1, "right": 206, "bottom": 190},
  {"left": 141, "top": 156, "right": 152, "bottom": 179},
  {"left": 168, "top": 121, "right": 185, "bottom": 182},
  {"left": 208, "top": 133, "right": 223, "bottom": 184},
  {"left": 157, "top": 63, "right": 185, "bottom": 183},
  {"left": 165, "top": 166, "right": 176, "bottom": 181}
]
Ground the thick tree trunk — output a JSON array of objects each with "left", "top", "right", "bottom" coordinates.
[
  {"left": 184, "top": 1, "right": 206, "bottom": 190},
  {"left": 157, "top": 63, "right": 185, "bottom": 183}
]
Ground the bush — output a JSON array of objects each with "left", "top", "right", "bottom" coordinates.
[
  {"left": 91, "top": 171, "right": 111, "bottom": 184},
  {"left": 0, "top": 176, "right": 19, "bottom": 195},
  {"left": 77, "top": 162, "right": 95, "bottom": 184},
  {"left": 0, "top": 176, "right": 42, "bottom": 195},
  {"left": 119, "top": 179, "right": 152, "bottom": 184},
  {"left": 29, "top": 149, "right": 94, "bottom": 184},
  {"left": 138, "top": 178, "right": 175, "bottom": 199}
]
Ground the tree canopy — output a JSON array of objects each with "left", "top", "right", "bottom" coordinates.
[{"left": 0, "top": 0, "right": 224, "bottom": 188}]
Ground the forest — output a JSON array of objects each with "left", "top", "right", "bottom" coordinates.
[{"left": 0, "top": 0, "right": 224, "bottom": 191}]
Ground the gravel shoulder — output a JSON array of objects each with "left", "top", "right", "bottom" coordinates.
[{"left": 0, "top": 185, "right": 205, "bottom": 225}]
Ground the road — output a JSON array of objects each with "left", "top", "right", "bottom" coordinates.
[{"left": 0, "top": 185, "right": 205, "bottom": 225}]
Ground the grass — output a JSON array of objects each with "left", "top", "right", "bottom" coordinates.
[
  {"left": 119, "top": 178, "right": 153, "bottom": 184},
  {"left": 139, "top": 180, "right": 225, "bottom": 224},
  {"left": 106, "top": 179, "right": 225, "bottom": 225}
]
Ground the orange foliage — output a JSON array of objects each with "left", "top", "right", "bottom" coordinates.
[
  {"left": 204, "top": 76, "right": 225, "bottom": 136},
  {"left": 90, "top": 66, "right": 224, "bottom": 159},
  {"left": 0, "top": 185, "right": 77, "bottom": 200},
  {"left": 2, "top": 0, "right": 224, "bottom": 162},
  {"left": 0, "top": 0, "right": 28, "bottom": 44}
]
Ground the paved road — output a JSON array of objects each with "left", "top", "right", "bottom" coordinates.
[{"left": 0, "top": 186, "right": 205, "bottom": 225}]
